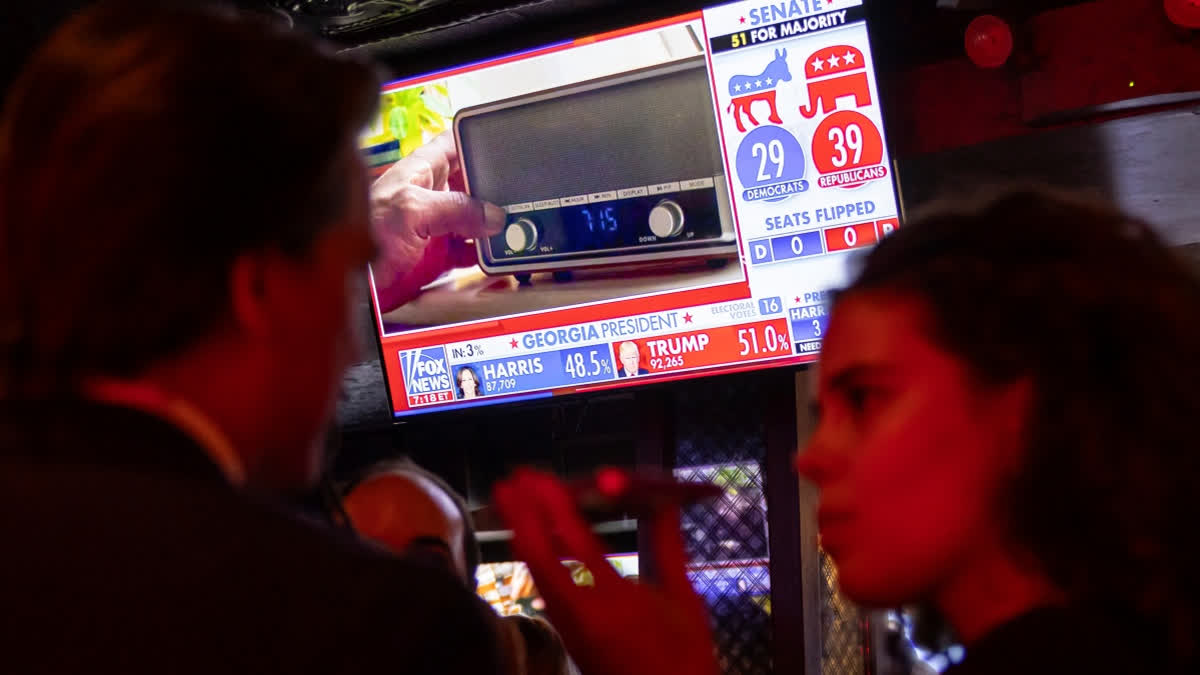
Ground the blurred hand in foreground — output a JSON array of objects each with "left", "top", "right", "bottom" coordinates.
[
  {"left": 370, "top": 131, "right": 505, "bottom": 312},
  {"left": 493, "top": 468, "right": 720, "bottom": 675}
]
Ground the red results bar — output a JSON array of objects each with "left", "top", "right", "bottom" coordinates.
[
  {"left": 823, "top": 220, "right": 879, "bottom": 253},
  {"left": 626, "top": 319, "right": 793, "bottom": 375}
]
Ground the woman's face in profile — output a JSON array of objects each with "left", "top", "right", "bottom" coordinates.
[
  {"left": 794, "top": 292, "right": 1030, "bottom": 608},
  {"left": 460, "top": 370, "right": 478, "bottom": 397}
]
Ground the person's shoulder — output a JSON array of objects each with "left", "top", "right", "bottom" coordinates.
[
  {"left": 273, "top": 521, "right": 503, "bottom": 671},
  {"left": 173, "top": 486, "right": 505, "bottom": 672},
  {"left": 150, "top": 483, "right": 506, "bottom": 672},
  {"left": 0, "top": 403, "right": 502, "bottom": 673}
]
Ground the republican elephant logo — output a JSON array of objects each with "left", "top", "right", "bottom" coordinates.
[
  {"left": 798, "top": 45, "right": 871, "bottom": 119},
  {"left": 725, "top": 49, "right": 792, "bottom": 133}
]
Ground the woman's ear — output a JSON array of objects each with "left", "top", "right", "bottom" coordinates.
[
  {"left": 989, "top": 376, "right": 1034, "bottom": 475},
  {"left": 228, "top": 253, "right": 271, "bottom": 338}
]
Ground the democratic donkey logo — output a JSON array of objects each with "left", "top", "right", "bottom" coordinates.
[
  {"left": 726, "top": 49, "right": 792, "bottom": 133},
  {"left": 798, "top": 45, "right": 871, "bottom": 119}
]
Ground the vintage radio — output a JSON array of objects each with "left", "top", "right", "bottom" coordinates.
[{"left": 455, "top": 56, "right": 737, "bottom": 280}]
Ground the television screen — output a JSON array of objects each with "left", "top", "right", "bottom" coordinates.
[{"left": 362, "top": 0, "right": 898, "bottom": 417}]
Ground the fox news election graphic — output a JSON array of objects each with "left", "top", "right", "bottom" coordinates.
[
  {"left": 706, "top": 2, "right": 869, "bottom": 54},
  {"left": 877, "top": 217, "right": 900, "bottom": 236},
  {"left": 757, "top": 296, "right": 784, "bottom": 316},
  {"left": 735, "top": 126, "right": 809, "bottom": 202},
  {"left": 617, "top": 318, "right": 793, "bottom": 375},
  {"left": 811, "top": 110, "right": 887, "bottom": 189},
  {"left": 442, "top": 345, "right": 618, "bottom": 401},
  {"left": 790, "top": 302, "right": 829, "bottom": 355},
  {"left": 746, "top": 210, "right": 893, "bottom": 267},
  {"left": 613, "top": 341, "right": 650, "bottom": 378},
  {"left": 704, "top": 0, "right": 899, "bottom": 295},
  {"left": 822, "top": 220, "right": 879, "bottom": 252},
  {"left": 797, "top": 44, "right": 871, "bottom": 119},
  {"left": 726, "top": 48, "right": 792, "bottom": 133},
  {"left": 400, "top": 347, "right": 456, "bottom": 407},
  {"left": 561, "top": 345, "right": 616, "bottom": 382}
]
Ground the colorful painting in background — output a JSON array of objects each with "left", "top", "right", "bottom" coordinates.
[{"left": 361, "top": 83, "right": 452, "bottom": 169}]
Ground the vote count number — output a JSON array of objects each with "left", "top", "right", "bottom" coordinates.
[{"left": 811, "top": 110, "right": 884, "bottom": 175}]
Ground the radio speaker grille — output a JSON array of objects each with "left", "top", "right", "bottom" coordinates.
[{"left": 457, "top": 59, "right": 725, "bottom": 206}]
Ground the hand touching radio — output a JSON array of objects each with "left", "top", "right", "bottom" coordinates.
[{"left": 370, "top": 131, "right": 505, "bottom": 312}]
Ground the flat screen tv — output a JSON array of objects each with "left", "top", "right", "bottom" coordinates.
[{"left": 361, "top": 0, "right": 899, "bottom": 417}]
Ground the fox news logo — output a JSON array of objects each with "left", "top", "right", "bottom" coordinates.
[{"left": 400, "top": 347, "right": 454, "bottom": 405}]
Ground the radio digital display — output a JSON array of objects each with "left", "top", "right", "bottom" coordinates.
[
  {"left": 362, "top": 0, "right": 901, "bottom": 417},
  {"left": 575, "top": 206, "right": 619, "bottom": 240},
  {"left": 560, "top": 204, "right": 623, "bottom": 249},
  {"left": 489, "top": 182, "right": 728, "bottom": 264}
]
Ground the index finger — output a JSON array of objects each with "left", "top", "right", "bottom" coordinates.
[
  {"left": 645, "top": 506, "right": 705, "bottom": 611},
  {"left": 400, "top": 131, "right": 458, "bottom": 189},
  {"left": 523, "top": 470, "right": 622, "bottom": 586},
  {"left": 492, "top": 476, "right": 579, "bottom": 607},
  {"left": 494, "top": 470, "right": 624, "bottom": 586},
  {"left": 405, "top": 187, "right": 505, "bottom": 240}
]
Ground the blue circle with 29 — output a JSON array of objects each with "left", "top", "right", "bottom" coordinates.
[{"left": 735, "top": 126, "right": 808, "bottom": 203}]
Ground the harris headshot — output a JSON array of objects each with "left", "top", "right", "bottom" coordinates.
[{"left": 455, "top": 365, "right": 483, "bottom": 399}]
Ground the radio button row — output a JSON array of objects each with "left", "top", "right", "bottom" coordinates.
[
  {"left": 648, "top": 200, "right": 686, "bottom": 239},
  {"left": 505, "top": 217, "right": 539, "bottom": 252}
]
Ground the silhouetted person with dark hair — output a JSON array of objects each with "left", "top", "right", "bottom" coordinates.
[
  {"left": 0, "top": 2, "right": 503, "bottom": 672},
  {"left": 493, "top": 186, "right": 1200, "bottom": 675}
]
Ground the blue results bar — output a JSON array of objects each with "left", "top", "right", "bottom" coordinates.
[{"left": 448, "top": 344, "right": 617, "bottom": 401}]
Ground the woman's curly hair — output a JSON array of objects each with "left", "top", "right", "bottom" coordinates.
[{"left": 845, "top": 186, "right": 1199, "bottom": 671}]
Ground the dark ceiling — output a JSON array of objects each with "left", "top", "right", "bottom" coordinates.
[
  {"left": 1, "top": 1, "right": 1094, "bottom": 96},
  {"left": 239, "top": 0, "right": 1089, "bottom": 74}
]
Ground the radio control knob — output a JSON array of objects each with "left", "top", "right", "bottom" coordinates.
[
  {"left": 505, "top": 217, "right": 538, "bottom": 252},
  {"left": 648, "top": 200, "right": 685, "bottom": 238}
]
